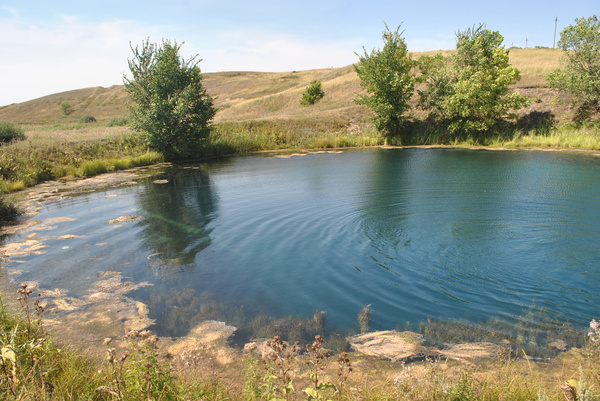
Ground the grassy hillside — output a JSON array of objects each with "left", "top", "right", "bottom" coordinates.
[
  {"left": 2, "top": 47, "right": 593, "bottom": 196},
  {"left": 0, "top": 48, "right": 566, "bottom": 128}
]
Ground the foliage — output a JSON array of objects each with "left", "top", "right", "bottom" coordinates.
[
  {"left": 125, "top": 39, "right": 216, "bottom": 160},
  {"left": 77, "top": 114, "right": 96, "bottom": 123},
  {"left": 547, "top": 15, "right": 600, "bottom": 118},
  {"left": 354, "top": 24, "right": 417, "bottom": 140},
  {"left": 0, "top": 122, "right": 25, "bottom": 143},
  {"left": 107, "top": 116, "right": 129, "bottom": 126},
  {"left": 357, "top": 304, "right": 372, "bottom": 333},
  {"left": 259, "top": 336, "right": 297, "bottom": 400},
  {"left": 0, "top": 133, "right": 162, "bottom": 192},
  {"left": 301, "top": 80, "right": 325, "bottom": 106},
  {"left": 0, "top": 284, "right": 105, "bottom": 399},
  {"left": 0, "top": 195, "right": 21, "bottom": 225},
  {"left": 304, "top": 335, "right": 337, "bottom": 401},
  {"left": 60, "top": 101, "right": 73, "bottom": 116},
  {"left": 102, "top": 330, "right": 177, "bottom": 401},
  {"left": 418, "top": 24, "right": 530, "bottom": 137}
]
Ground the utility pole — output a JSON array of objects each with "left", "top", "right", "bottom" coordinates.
[
  {"left": 553, "top": 17, "right": 558, "bottom": 48},
  {"left": 526, "top": 38, "right": 529, "bottom": 48}
]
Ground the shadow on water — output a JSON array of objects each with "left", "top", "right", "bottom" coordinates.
[{"left": 136, "top": 164, "right": 219, "bottom": 268}]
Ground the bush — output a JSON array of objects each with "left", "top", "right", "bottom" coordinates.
[
  {"left": 0, "top": 122, "right": 26, "bottom": 143},
  {"left": 0, "top": 195, "right": 21, "bottom": 224},
  {"left": 301, "top": 80, "right": 325, "bottom": 106},
  {"left": 60, "top": 101, "right": 73, "bottom": 115},
  {"left": 78, "top": 115, "right": 96, "bottom": 123},
  {"left": 107, "top": 116, "right": 129, "bottom": 127}
]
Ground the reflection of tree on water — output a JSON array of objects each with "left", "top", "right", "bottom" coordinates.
[{"left": 136, "top": 165, "right": 218, "bottom": 270}]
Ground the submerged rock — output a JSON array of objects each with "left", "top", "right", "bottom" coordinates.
[
  {"left": 347, "top": 331, "right": 425, "bottom": 362},
  {"left": 438, "top": 342, "right": 501, "bottom": 361},
  {"left": 348, "top": 330, "right": 502, "bottom": 363},
  {"left": 108, "top": 215, "right": 141, "bottom": 224},
  {"left": 166, "top": 320, "right": 238, "bottom": 366}
]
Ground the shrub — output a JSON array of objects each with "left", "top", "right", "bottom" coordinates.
[
  {"left": 80, "top": 160, "right": 109, "bottom": 177},
  {"left": 78, "top": 115, "right": 96, "bottom": 123},
  {"left": 107, "top": 116, "right": 129, "bottom": 127},
  {"left": 301, "top": 80, "right": 325, "bottom": 106},
  {"left": 60, "top": 101, "right": 73, "bottom": 115},
  {"left": 0, "top": 194, "right": 21, "bottom": 224},
  {"left": 0, "top": 122, "right": 26, "bottom": 143}
]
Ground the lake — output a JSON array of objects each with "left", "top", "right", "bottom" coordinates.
[{"left": 3, "top": 148, "right": 599, "bottom": 342}]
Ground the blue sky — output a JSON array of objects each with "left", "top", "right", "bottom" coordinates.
[{"left": 0, "top": 0, "right": 597, "bottom": 106}]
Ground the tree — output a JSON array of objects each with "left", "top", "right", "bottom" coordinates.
[
  {"left": 419, "top": 24, "right": 529, "bottom": 137},
  {"left": 547, "top": 15, "right": 600, "bottom": 118},
  {"left": 124, "top": 39, "right": 216, "bottom": 160},
  {"left": 301, "top": 80, "right": 325, "bottom": 106},
  {"left": 354, "top": 24, "right": 416, "bottom": 140}
]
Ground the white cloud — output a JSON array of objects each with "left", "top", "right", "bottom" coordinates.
[
  {"left": 0, "top": 18, "right": 362, "bottom": 105},
  {"left": 0, "top": 15, "right": 154, "bottom": 105},
  {"left": 0, "top": 5, "right": 19, "bottom": 18},
  {"left": 198, "top": 29, "right": 360, "bottom": 72}
]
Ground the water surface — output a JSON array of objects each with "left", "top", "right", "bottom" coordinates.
[{"left": 5, "top": 148, "right": 600, "bottom": 337}]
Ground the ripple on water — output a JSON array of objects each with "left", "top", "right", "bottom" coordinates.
[{"left": 3, "top": 148, "right": 600, "bottom": 337}]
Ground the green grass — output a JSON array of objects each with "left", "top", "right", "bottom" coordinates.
[{"left": 0, "top": 133, "right": 163, "bottom": 194}]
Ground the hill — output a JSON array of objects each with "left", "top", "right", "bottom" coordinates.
[{"left": 0, "top": 48, "right": 567, "bottom": 127}]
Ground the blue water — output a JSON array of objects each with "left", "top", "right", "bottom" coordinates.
[{"left": 4, "top": 148, "right": 600, "bottom": 337}]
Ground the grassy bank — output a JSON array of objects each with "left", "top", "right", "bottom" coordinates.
[
  {"left": 0, "top": 283, "right": 598, "bottom": 400},
  {"left": 3, "top": 119, "right": 599, "bottom": 195},
  {"left": 0, "top": 128, "right": 163, "bottom": 194}
]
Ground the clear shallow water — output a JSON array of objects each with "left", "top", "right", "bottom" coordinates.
[{"left": 5, "top": 148, "right": 600, "bottom": 337}]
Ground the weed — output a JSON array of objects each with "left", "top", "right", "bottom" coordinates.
[
  {"left": 304, "top": 335, "right": 336, "bottom": 401},
  {"left": 335, "top": 352, "right": 352, "bottom": 400},
  {"left": 358, "top": 304, "right": 372, "bottom": 333},
  {"left": 260, "top": 336, "right": 298, "bottom": 400},
  {"left": 99, "top": 329, "right": 176, "bottom": 401},
  {"left": 80, "top": 159, "right": 109, "bottom": 177},
  {"left": 107, "top": 116, "right": 129, "bottom": 127},
  {"left": 0, "top": 195, "right": 21, "bottom": 225},
  {"left": 77, "top": 114, "right": 96, "bottom": 123}
]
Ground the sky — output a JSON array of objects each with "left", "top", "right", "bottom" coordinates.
[{"left": 0, "top": 0, "right": 598, "bottom": 106}]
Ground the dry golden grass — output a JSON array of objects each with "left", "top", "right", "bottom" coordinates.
[
  {"left": 508, "top": 48, "right": 563, "bottom": 87},
  {"left": 24, "top": 125, "right": 132, "bottom": 142},
  {"left": 0, "top": 48, "right": 565, "bottom": 129}
]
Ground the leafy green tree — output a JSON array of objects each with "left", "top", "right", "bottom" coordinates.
[
  {"left": 301, "top": 80, "right": 325, "bottom": 106},
  {"left": 124, "top": 39, "right": 216, "bottom": 160},
  {"left": 547, "top": 15, "right": 600, "bottom": 118},
  {"left": 354, "top": 24, "right": 417, "bottom": 140},
  {"left": 419, "top": 24, "right": 529, "bottom": 137}
]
